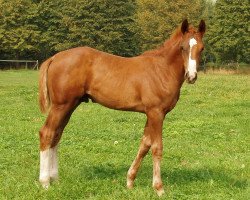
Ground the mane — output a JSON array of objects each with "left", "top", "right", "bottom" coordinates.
[
  {"left": 142, "top": 26, "right": 195, "bottom": 56},
  {"left": 169, "top": 27, "right": 183, "bottom": 41}
]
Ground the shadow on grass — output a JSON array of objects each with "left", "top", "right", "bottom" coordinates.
[
  {"left": 162, "top": 168, "right": 248, "bottom": 189},
  {"left": 82, "top": 164, "right": 248, "bottom": 190}
]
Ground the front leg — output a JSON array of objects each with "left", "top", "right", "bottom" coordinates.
[
  {"left": 146, "top": 108, "right": 165, "bottom": 196},
  {"left": 127, "top": 120, "right": 151, "bottom": 188}
]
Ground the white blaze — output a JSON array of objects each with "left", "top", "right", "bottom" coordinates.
[{"left": 188, "top": 38, "right": 197, "bottom": 77}]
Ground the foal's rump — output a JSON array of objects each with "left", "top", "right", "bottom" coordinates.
[{"left": 39, "top": 48, "right": 88, "bottom": 112}]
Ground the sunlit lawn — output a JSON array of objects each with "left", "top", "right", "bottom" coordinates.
[{"left": 0, "top": 70, "right": 249, "bottom": 199}]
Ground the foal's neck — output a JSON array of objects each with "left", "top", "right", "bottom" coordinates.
[
  {"left": 162, "top": 38, "right": 186, "bottom": 84},
  {"left": 141, "top": 35, "right": 186, "bottom": 85}
]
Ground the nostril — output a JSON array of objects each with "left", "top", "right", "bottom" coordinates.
[
  {"left": 186, "top": 71, "right": 198, "bottom": 84},
  {"left": 194, "top": 72, "right": 197, "bottom": 79}
]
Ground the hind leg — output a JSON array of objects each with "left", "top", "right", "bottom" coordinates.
[
  {"left": 49, "top": 145, "right": 58, "bottom": 182},
  {"left": 39, "top": 101, "right": 79, "bottom": 188}
]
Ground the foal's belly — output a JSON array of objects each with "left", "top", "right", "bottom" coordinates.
[{"left": 86, "top": 86, "right": 145, "bottom": 112}]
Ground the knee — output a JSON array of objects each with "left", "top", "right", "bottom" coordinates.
[
  {"left": 151, "top": 144, "right": 163, "bottom": 157},
  {"left": 139, "top": 138, "right": 151, "bottom": 156},
  {"left": 143, "top": 136, "right": 151, "bottom": 148}
]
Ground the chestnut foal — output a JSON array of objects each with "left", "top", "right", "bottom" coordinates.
[{"left": 38, "top": 19, "right": 205, "bottom": 196}]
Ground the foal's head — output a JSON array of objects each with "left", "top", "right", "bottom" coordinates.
[{"left": 180, "top": 19, "right": 206, "bottom": 84}]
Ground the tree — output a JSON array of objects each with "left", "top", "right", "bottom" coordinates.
[
  {"left": 0, "top": 0, "right": 40, "bottom": 59},
  {"left": 207, "top": 0, "right": 250, "bottom": 64},
  {"left": 0, "top": 0, "right": 140, "bottom": 60},
  {"left": 136, "top": 0, "right": 206, "bottom": 51},
  {"left": 32, "top": 0, "right": 68, "bottom": 59},
  {"left": 58, "top": 0, "right": 140, "bottom": 57}
]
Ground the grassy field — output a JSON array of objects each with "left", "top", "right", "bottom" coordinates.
[{"left": 0, "top": 70, "right": 249, "bottom": 200}]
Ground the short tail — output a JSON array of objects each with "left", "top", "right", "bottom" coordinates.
[{"left": 39, "top": 56, "right": 54, "bottom": 114}]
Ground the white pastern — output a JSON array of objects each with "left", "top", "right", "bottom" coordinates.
[
  {"left": 39, "top": 149, "right": 51, "bottom": 187},
  {"left": 188, "top": 38, "right": 198, "bottom": 77},
  {"left": 50, "top": 146, "right": 58, "bottom": 181},
  {"left": 127, "top": 178, "right": 134, "bottom": 189}
]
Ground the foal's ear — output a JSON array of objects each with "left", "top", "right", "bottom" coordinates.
[
  {"left": 181, "top": 19, "right": 189, "bottom": 34},
  {"left": 198, "top": 20, "right": 206, "bottom": 36}
]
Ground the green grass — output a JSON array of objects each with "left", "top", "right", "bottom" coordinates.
[{"left": 0, "top": 70, "right": 249, "bottom": 199}]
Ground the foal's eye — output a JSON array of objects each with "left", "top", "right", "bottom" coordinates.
[
  {"left": 181, "top": 45, "right": 186, "bottom": 51},
  {"left": 201, "top": 47, "right": 204, "bottom": 51}
]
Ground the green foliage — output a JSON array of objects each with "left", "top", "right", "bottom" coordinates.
[
  {"left": 0, "top": 0, "right": 40, "bottom": 59},
  {"left": 0, "top": 0, "right": 139, "bottom": 60},
  {"left": 0, "top": 71, "right": 249, "bottom": 199},
  {"left": 0, "top": 0, "right": 249, "bottom": 64},
  {"left": 136, "top": 0, "right": 206, "bottom": 51},
  {"left": 57, "top": 0, "right": 141, "bottom": 57},
  {"left": 207, "top": 0, "right": 250, "bottom": 64}
]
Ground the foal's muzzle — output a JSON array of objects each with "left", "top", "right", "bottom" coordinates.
[{"left": 185, "top": 72, "right": 197, "bottom": 84}]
